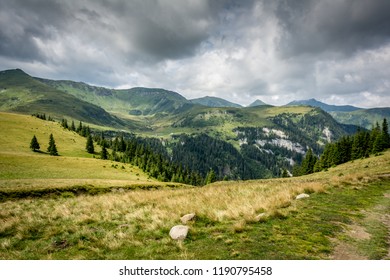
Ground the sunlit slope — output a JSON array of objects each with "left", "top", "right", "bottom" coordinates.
[
  {"left": 0, "top": 112, "right": 156, "bottom": 189},
  {"left": 0, "top": 69, "right": 126, "bottom": 128}
]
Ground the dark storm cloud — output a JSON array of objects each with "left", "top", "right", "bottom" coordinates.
[
  {"left": 0, "top": 0, "right": 68, "bottom": 61},
  {"left": 275, "top": 0, "right": 390, "bottom": 57},
  {"left": 0, "top": 0, "right": 225, "bottom": 63},
  {"left": 0, "top": 0, "right": 389, "bottom": 107}
]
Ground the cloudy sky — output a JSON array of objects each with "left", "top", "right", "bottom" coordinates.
[{"left": 1, "top": 0, "right": 390, "bottom": 107}]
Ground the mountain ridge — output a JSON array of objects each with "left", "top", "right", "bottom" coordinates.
[
  {"left": 287, "top": 98, "right": 362, "bottom": 112},
  {"left": 190, "top": 96, "right": 243, "bottom": 108}
]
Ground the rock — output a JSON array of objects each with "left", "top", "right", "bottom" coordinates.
[
  {"left": 169, "top": 225, "right": 189, "bottom": 240},
  {"left": 255, "top": 213, "right": 267, "bottom": 222},
  {"left": 180, "top": 213, "right": 196, "bottom": 224},
  {"left": 296, "top": 193, "right": 310, "bottom": 200}
]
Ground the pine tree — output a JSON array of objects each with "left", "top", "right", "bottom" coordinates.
[
  {"left": 47, "top": 133, "right": 58, "bottom": 156},
  {"left": 300, "top": 148, "right": 317, "bottom": 175},
  {"left": 30, "top": 135, "right": 40, "bottom": 152},
  {"left": 70, "top": 120, "right": 76, "bottom": 131},
  {"left": 382, "top": 118, "right": 390, "bottom": 149},
  {"left": 100, "top": 145, "right": 108, "bottom": 160},
  {"left": 86, "top": 134, "right": 95, "bottom": 154},
  {"left": 77, "top": 121, "right": 83, "bottom": 133},
  {"left": 205, "top": 169, "right": 216, "bottom": 184},
  {"left": 281, "top": 168, "right": 289, "bottom": 178}
]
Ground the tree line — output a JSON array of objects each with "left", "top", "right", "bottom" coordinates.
[{"left": 295, "top": 118, "right": 390, "bottom": 176}]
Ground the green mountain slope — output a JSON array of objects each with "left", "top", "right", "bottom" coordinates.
[
  {"left": 0, "top": 69, "right": 127, "bottom": 128},
  {"left": 37, "top": 78, "right": 192, "bottom": 116},
  {"left": 190, "top": 96, "right": 243, "bottom": 108},
  {"left": 0, "top": 112, "right": 156, "bottom": 190},
  {"left": 330, "top": 108, "right": 390, "bottom": 129}
]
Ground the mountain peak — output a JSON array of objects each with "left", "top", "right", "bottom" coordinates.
[
  {"left": 248, "top": 99, "right": 268, "bottom": 107},
  {"left": 190, "top": 96, "right": 242, "bottom": 108}
]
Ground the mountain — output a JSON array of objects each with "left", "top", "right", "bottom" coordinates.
[
  {"left": 0, "top": 68, "right": 361, "bottom": 180},
  {"left": 330, "top": 107, "right": 390, "bottom": 129},
  {"left": 248, "top": 99, "right": 268, "bottom": 107},
  {"left": 190, "top": 96, "right": 243, "bottom": 108},
  {"left": 287, "top": 98, "right": 362, "bottom": 112},
  {"left": 0, "top": 69, "right": 127, "bottom": 128},
  {"left": 37, "top": 78, "right": 193, "bottom": 116}
]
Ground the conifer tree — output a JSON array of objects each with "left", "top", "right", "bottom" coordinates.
[
  {"left": 382, "top": 118, "right": 390, "bottom": 148},
  {"left": 300, "top": 148, "right": 317, "bottom": 175},
  {"left": 70, "top": 120, "right": 76, "bottom": 131},
  {"left": 205, "top": 169, "right": 216, "bottom": 184},
  {"left": 86, "top": 134, "right": 95, "bottom": 154},
  {"left": 47, "top": 133, "right": 58, "bottom": 156},
  {"left": 30, "top": 135, "right": 40, "bottom": 152},
  {"left": 100, "top": 145, "right": 108, "bottom": 160}
]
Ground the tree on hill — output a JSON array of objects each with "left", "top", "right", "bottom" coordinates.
[
  {"left": 300, "top": 148, "right": 317, "bottom": 175},
  {"left": 100, "top": 145, "right": 109, "bottom": 160},
  {"left": 86, "top": 134, "right": 95, "bottom": 154},
  {"left": 382, "top": 118, "right": 390, "bottom": 149},
  {"left": 47, "top": 133, "right": 58, "bottom": 156},
  {"left": 30, "top": 135, "right": 40, "bottom": 152},
  {"left": 205, "top": 169, "right": 216, "bottom": 185}
]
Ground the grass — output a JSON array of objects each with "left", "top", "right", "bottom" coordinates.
[
  {"left": 1, "top": 149, "right": 389, "bottom": 259},
  {"left": 0, "top": 112, "right": 167, "bottom": 193}
]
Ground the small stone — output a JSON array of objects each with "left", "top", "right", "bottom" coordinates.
[
  {"left": 180, "top": 213, "right": 196, "bottom": 224},
  {"left": 169, "top": 225, "right": 189, "bottom": 240},
  {"left": 296, "top": 193, "right": 310, "bottom": 200},
  {"left": 255, "top": 213, "right": 267, "bottom": 221}
]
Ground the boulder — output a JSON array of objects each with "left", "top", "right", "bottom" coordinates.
[
  {"left": 296, "top": 193, "right": 310, "bottom": 200},
  {"left": 180, "top": 213, "right": 196, "bottom": 224},
  {"left": 169, "top": 225, "right": 189, "bottom": 240}
]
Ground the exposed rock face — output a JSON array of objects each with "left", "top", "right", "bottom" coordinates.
[
  {"left": 169, "top": 225, "right": 189, "bottom": 240},
  {"left": 296, "top": 193, "right": 310, "bottom": 200},
  {"left": 180, "top": 213, "right": 196, "bottom": 224}
]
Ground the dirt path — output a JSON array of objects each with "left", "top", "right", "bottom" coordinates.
[{"left": 331, "top": 191, "right": 390, "bottom": 260}]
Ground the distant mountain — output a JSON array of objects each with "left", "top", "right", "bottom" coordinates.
[
  {"left": 287, "top": 98, "right": 361, "bottom": 112},
  {"left": 330, "top": 108, "right": 390, "bottom": 129},
  {"left": 0, "top": 69, "right": 127, "bottom": 128},
  {"left": 190, "top": 96, "right": 243, "bottom": 108},
  {"left": 37, "top": 78, "right": 193, "bottom": 116},
  {"left": 248, "top": 99, "right": 268, "bottom": 107}
]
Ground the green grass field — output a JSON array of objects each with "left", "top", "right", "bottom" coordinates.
[
  {"left": 0, "top": 112, "right": 178, "bottom": 193},
  {"left": 0, "top": 111, "right": 389, "bottom": 259}
]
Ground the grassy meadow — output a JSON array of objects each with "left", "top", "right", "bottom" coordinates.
[{"left": 0, "top": 112, "right": 183, "bottom": 194}]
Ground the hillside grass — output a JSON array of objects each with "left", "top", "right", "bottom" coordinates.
[
  {"left": 1, "top": 141, "right": 389, "bottom": 259},
  {"left": 0, "top": 112, "right": 175, "bottom": 194}
]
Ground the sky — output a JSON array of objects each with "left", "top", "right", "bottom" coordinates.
[{"left": 1, "top": 0, "right": 390, "bottom": 107}]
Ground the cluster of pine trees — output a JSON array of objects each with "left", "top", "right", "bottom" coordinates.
[
  {"left": 30, "top": 134, "right": 58, "bottom": 156},
  {"left": 32, "top": 113, "right": 54, "bottom": 121},
  {"left": 295, "top": 119, "right": 390, "bottom": 176},
  {"left": 58, "top": 117, "right": 206, "bottom": 185},
  {"left": 92, "top": 132, "right": 205, "bottom": 185}
]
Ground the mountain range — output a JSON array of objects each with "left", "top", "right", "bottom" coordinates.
[{"left": 1, "top": 68, "right": 388, "bottom": 179}]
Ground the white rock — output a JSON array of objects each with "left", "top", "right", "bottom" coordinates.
[
  {"left": 296, "top": 193, "right": 310, "bottom": 200},
  {"left": 255, "top": 213, "right": 267, "bottom": 221},
  {"left": 169, "top": 225, "right": 189, "bottom": 240},
  {"left": 180, "top": 213, "right": 196, "bottom": 224}
]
